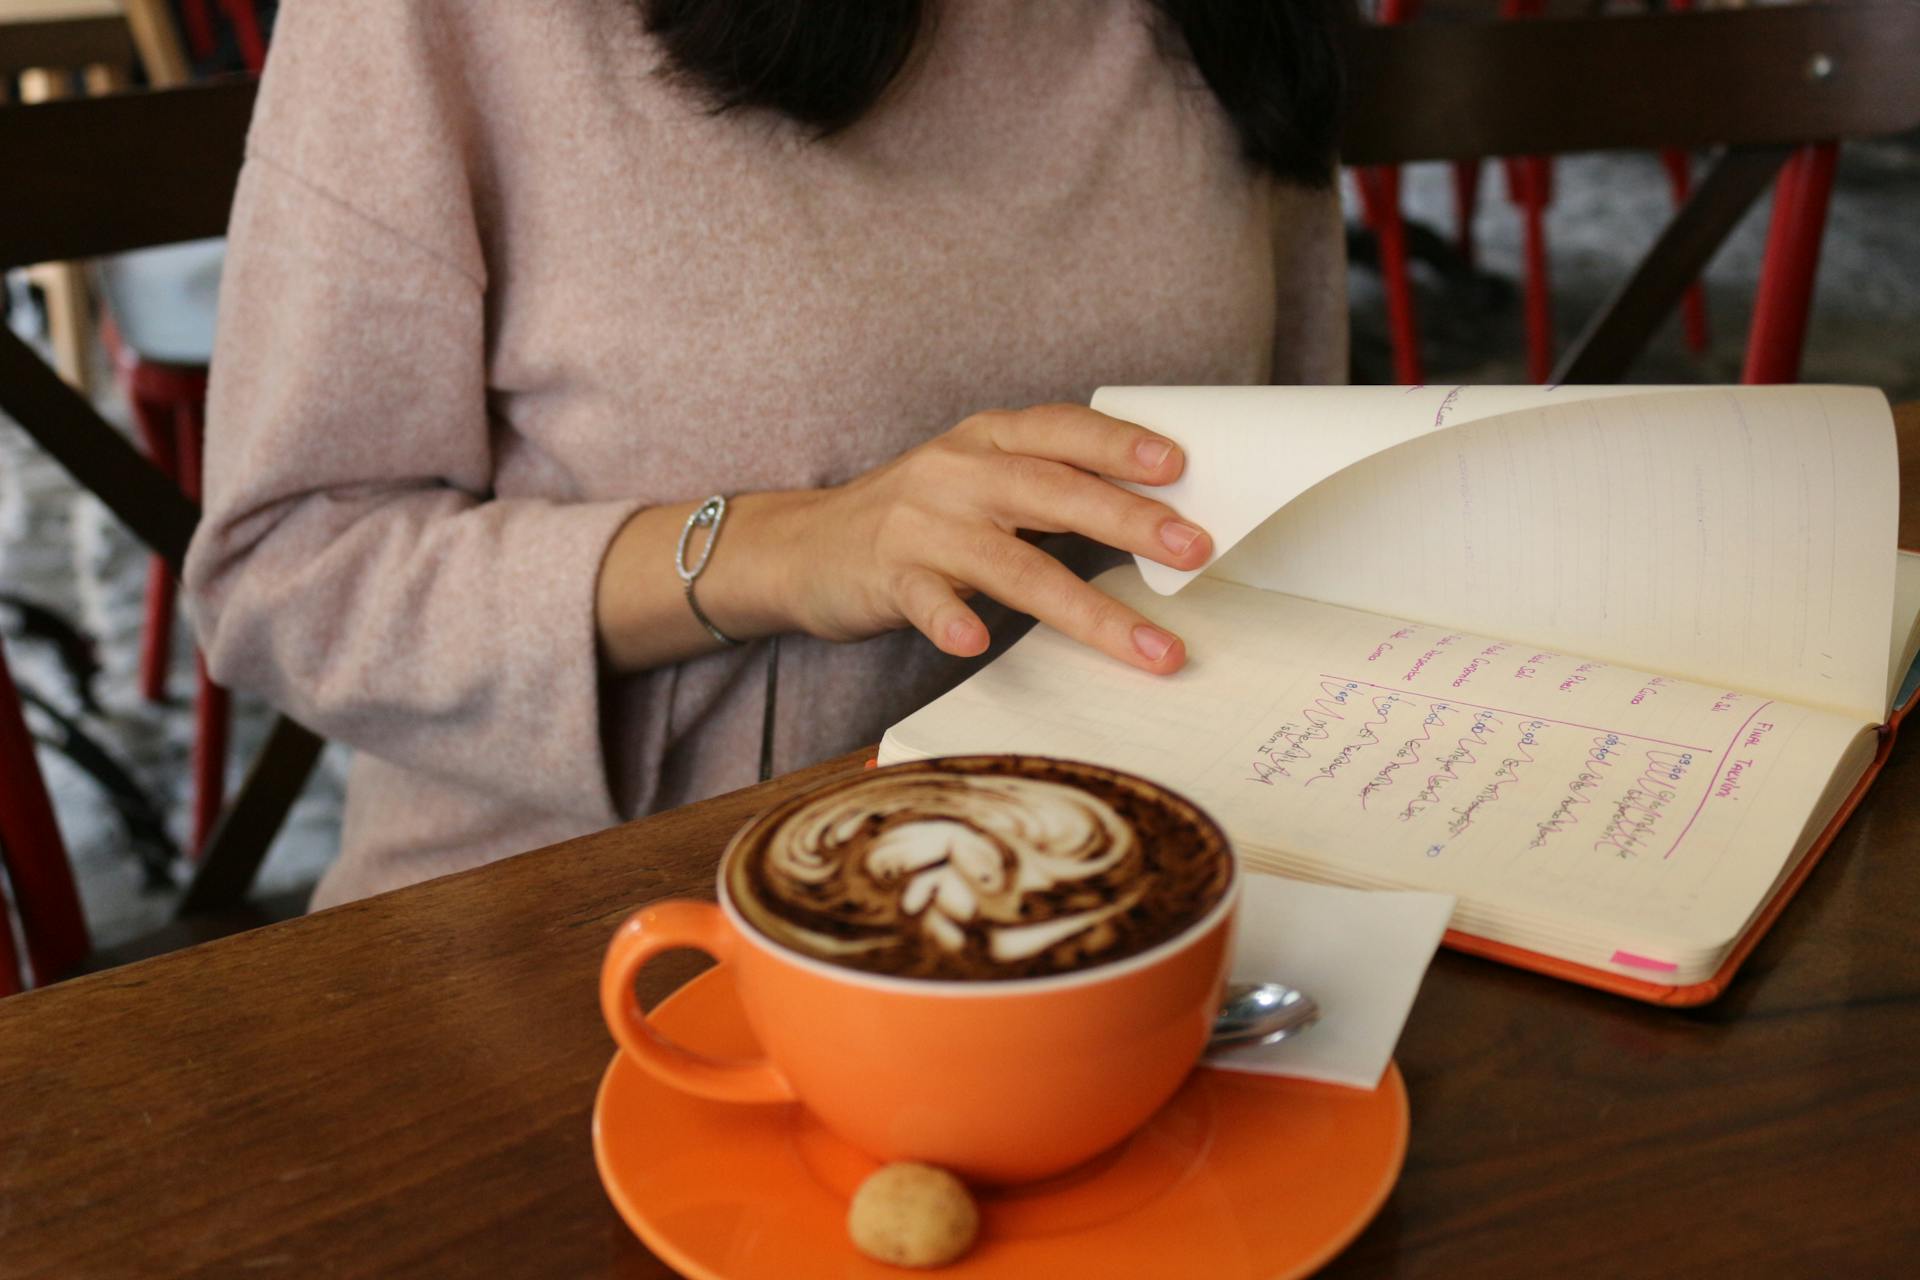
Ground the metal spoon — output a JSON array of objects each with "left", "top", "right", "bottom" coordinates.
[{"left": 1206, "top": 981, "right": 1320, "bottom": 1051}]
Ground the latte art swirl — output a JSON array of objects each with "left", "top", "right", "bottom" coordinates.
[{"left": 728, "top": 760, "right": 1232, "bottom": 981}]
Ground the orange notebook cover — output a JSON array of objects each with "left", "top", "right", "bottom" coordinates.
[
  {"left": 1440, "top": 686, "right": 1914, "bottom": 1006},
  {"left": 1442, "top": 536, "right": 1920, "bottom": 1008}
]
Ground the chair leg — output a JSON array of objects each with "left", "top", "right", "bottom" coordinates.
[
  {"left": 25, "top": 263, "right": 93, "bottom": 399},
  {"left": 1520, "top": 195, "right": 1553, "bottom": 384},
  {"left": 216, "top": 0, "right": 269, "bottom": 73},
  {"left": 16, "top": 72, "right": 96, "bottom": 399},
  {"left": 1504, "top": 156, "right": 1556, "bottom": 384},
  {"left": 1499, "top": 0, "right": 1554, "bottom": 383},
  {"left": 0, "top": 642, "right": 23, "bottom": 993},
  {"left": 172, "top": 386, "right": 229, "bottom": 858},
  {"left": 127, "top": 391, "right": 181, "bottom": 704},
  {"left": 1661, "top": 149, "right": 1711, "bottom": 355},
  {"left": 1357, "top": 166, "right": 1424, "bottom": 385},
  {"left": 139, "top": 559, "right": 178, "bottom": 705},
  {"left": 1451, "top": 159, "right": 1482, "bottom": 269},
  {"left": 1742, "top": 142, "right": 1838, "bottom": 386},
  {"left": 0, "top": 878, "right": 22, "bottom": 996},
  {"left": 0, "top": 642, "right": 90, "bottom": 987},
  {"left": 123, "top": 0, "right": 195, "bottom": 86},
  {"left": 1370, "top": 0, "right": 1425, "bottom": 386},
  {"left": 177, "top": 0, "right": 217, "bottom": 61},
  {"left": 190, "top": 660, "right": 231, "bottom": 859}
]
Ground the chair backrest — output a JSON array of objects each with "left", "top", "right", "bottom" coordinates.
[
  {"left": 1339, "top": 2, "right": 1920, "bottom": 382},
  {"left": 0, "top": 83, "right": 249, "bottom": 565},
  {"left": 0, "top": 3, "right": 132, "bottom": 83},
  {"left": 1, "top": 2, "right": 194, "bottom": 392},
  {"left": 0, "top": 80, "right": 248, "bottom": 279},
  {"left": 0, "top": 0, "right": 188, "bottom": 88},
  {"left": 1341, "top": 3, "right": 1920, "bottom": 164},
  {"left": 0, "top": 78, "right": 314, "bottom": 990}
]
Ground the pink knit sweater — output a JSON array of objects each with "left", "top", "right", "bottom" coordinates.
[{"left": 184, "top": 0, "right": 1348, "bottom": 908}]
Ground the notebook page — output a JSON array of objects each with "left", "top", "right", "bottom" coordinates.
[
  {"left": 881, "top": 570, "right": 1870, "bottom": 974},
  {"left": 1104, "top": 385, "right": 1897, "bottom": 724},
  {"left": 1097, "top": 384, "right": 1657, "bottom": 596},
  {"left": 1886, "top": 552, "right": 1920, "bottom": 711}
]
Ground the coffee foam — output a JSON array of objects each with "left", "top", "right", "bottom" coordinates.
[{"left": 727, "top": 762, "right": 1231, "bottom": 981}]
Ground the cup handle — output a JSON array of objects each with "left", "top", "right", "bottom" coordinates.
[{"left": 599, "top": 901, "right": 796, "bottom": 1103}]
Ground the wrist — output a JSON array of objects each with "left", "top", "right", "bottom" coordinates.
[
  {"left": 592, "top": 490, "right": 826, "bottom": 674},
  {"left": 691, "top": 490, "right": 801, "bottom": 641}
]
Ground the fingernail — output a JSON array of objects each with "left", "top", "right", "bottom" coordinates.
[
  {"left": 1159, "top": 520, "right": 1202, "bottom": 556},
  {"left": 946, "top": 619, "right": 979, "bottom": 650},
  {"left": 1132, "top": 625, "right": 1174, "bottom": 662},
  {"left": 1135, "top": 437, "right": 1174, "bottom": 469}
]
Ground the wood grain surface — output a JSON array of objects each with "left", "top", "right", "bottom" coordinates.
[{"left": 3, "top": 410, "right": 1917, "bottom": 1279}]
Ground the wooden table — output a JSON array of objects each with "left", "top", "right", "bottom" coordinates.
[{"left": 6, "top": 405, "right": 1920, "bottom": 1279}]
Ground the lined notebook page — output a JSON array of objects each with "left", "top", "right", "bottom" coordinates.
[
  {"left": 882, "top": 571, "right": 1872, "bottom": 973},
  {"left": 1098, "top": 384, "right": 1659, "bottom": 595},
  {"left": 1887, "top": 553, "right": 1920, "bottom": 710},
  {"left": 1099, "top": 386, "right": 1898, "bottom": 724}
]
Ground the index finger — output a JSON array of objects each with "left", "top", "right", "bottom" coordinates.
[
  {"left": 942, "top": 532, "right": 1189, "bottom": 675},
  {"left": 979, "top": 404, "right": 1185, "bottom": 487}
]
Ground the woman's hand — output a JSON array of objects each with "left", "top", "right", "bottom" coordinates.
[{"left": 755, "top": 404, "right": 1211, "bottom": 674}]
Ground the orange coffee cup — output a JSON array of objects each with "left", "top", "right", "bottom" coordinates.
[{"left": 599, "top": 757, "right": 1239, "bottom": 1185}]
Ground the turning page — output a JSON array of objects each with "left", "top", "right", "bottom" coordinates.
[{"left": 1098, "top": 385, "right": 1899, "bottom": 724}]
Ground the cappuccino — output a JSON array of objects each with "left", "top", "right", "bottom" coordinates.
[{"left": 725, "top": 757, "right": 1232, "bottom": 981}]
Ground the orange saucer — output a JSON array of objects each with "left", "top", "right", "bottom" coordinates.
[{"left": 592, "top": 968, "right": 1409, "bottom": 1280}]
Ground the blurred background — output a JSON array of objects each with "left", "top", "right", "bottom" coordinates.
[{"left": 1, "top": 0, "right": 1915, "bottom": 971}]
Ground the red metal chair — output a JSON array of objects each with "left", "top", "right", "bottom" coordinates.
[
  {"left": 1658, "top": 146, "right": 1712, "bottom": 356},
  {"left": 1361, "top": 0, "right": 1555, "bottom": 383},
  {"left": 1356, "top": 0, "right": 1426, "bottom": 385},
  {"left": 2, "top": 617, "right": 307, "bottom": 994},
  {"left": 0, "top": 640, "right": 90, "bottom": 996},
  {"left": 1742, "top": 141, "right": 1838, "bottom": 385},
  {"left": 1, "top": 83, "right": 325, "bottom": 995},
  {"left": 176, "top": 0, "right": 266, "bottom": 75},
  {"left": 95, "top": 1, "right": 271, "bottom": 855},
  {"left": 1354, "top": 0, "right": 1832, "bottom": 386},
  {"left": 1494, "top": 0, "right": 1555, "bottom": 384},
  {"left": 1365, "top": 0, "right": 1559, "bottom": 384},
  {"left": 1340, "top": 4, "right": 1919, "bottom": 388},
  {"left": 98, "top": 243, "right": 232, "bottom": 858}
]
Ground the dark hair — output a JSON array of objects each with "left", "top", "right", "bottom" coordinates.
[{"left": 642, "top": 1, "right": 1346, "bottom": 187}]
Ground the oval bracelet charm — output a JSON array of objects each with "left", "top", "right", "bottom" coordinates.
[{"left": 675, "top": 495, "right": 743, "bottom": 647}]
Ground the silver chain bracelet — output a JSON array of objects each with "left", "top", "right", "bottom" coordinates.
[{"left": 675, "top": 495, "right": 744, "bottom": 647}]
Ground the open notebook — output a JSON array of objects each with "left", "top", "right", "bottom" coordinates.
[{"left": 881, "top": 386, "right": 1920, "bottom": 1005}]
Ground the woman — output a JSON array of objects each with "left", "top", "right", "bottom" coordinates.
[{"left": 184, "top": 0, "right": 1349, "bottom": 908}]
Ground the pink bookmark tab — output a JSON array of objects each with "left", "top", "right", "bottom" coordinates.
[{"left": 1610, "top": 950, "right": 1679, "bottom": 972}]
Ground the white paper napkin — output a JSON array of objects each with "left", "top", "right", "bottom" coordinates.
[{"left": 1206, "top": 874, "right": 1454, "bottom": 1090}]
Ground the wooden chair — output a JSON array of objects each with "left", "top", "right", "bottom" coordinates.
[
  {"left": 0, "top": 1, "right": 188, "bottom": 99},
  {"left": 0, "top": 82, "right": 319, "bottom": 993},
  {"left": 2, "top": 1, "right": 250, "bottom": 859},
  {"left": 1, "top": 1, "right": 188, "bottom": 393},
  {"left": 1340, "top": 1, "right": 1920, "bottom": 383}
]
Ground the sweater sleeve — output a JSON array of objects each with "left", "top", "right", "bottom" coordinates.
[{"left": 183, "top": 0, "right": 643, "bottom": 824}]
